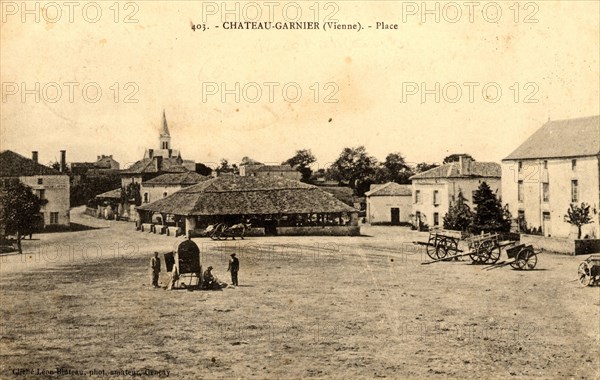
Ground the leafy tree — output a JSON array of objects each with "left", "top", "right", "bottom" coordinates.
[
  {"left": 195, "top": 163, "right": 213, "bottom": 176},
  {"left": 375, "top": 152, "right": 414, "bottom": 184},
  {"left": 328, "top": 146, "right": 378, "bottom": 196},
  {"left": 284, "top": 149, "right": 316, "bottom": 183},
  {"left": 443, "top": 154, "right": 475, "bottom": 164},
  {"left": 70, "top": 173, "right": 121, "bottom": 207},
  {"left": 0, "top": 182, "right": 43, "bottom": 253},
  {"left": 564, "top": 203, "right": 596, "bottom": 239},
  {"left": 471, "top": 182, "right": 510, "bottom": 233},
  {"left": 443, "top": 191, "right": 473, "bottom": 231},
  {"left": 216, "top": 159, "right": 238, "bottom": 174},
  {"left": 414, "top": 162, "right": 439, "bottom": 173},
  {"left": 50, "top": 161, "right": 71, "bottom": 175},
  {"left": 121, "top": 182, "right": 142, "bottom": 206}
]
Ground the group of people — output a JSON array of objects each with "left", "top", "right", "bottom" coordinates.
[{"left": 150, "top": 251, "right": 240, "bottom": 290}]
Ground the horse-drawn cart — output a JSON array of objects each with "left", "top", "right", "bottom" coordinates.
[
  {"left": 414, "top": 228, "right": 463, "bottom": 260},
  {"left": 418, "top": 230, "right": 539, "bottom": 270},
  {"left": 577, "top": 255, "right": 600, "bottom": 286},
  {"left": 207, "top": 223, "right": 247, "bottom": 240}
]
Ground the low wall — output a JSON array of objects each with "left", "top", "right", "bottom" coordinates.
[
  {"left": 520, "top": 234, "right": 574, "bottom": 255},
  {"left": 84, "top": 207, "right": 97, "bottom": 217},
  {"left": 188, "top": 227, "right": 266, "bottom": 238},
  {"left": 574, "top": 239, "right": 600, "bottom": 255},
  {"left": 277, "top": 226, "right": 360, "bottom": 236}
]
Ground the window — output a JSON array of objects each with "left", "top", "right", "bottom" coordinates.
[
  {"left": 415, "top": 190, "right": 421, "bottom": 204},
  {"left": 542, "top": 183, "right": 549, "bottom": 202},
  {"left": 36, "top": 189, "right": 45, "bottom": 200},
  {"left": 433, "top": 212, "right": 439, "bottom": 226},
  {"left": 571, "top": 159, "right": 577, "bottom": 170},
  {"left": 518, "top": 181, "right": 524, "bottom": 202},
  {"left": 37, "top": 178, "right": 43, "bottom": 185},
  {"left": 518, "top": 161, "right": 523, "bottom": 172},
  {"left": 571, "top": 180, "right": 578, "bottom": 202},
  {"left": 144, "top": 193, "right": 149, "bottom": 203},
  {"left": 433, "top": 190, "right": 439, "bottom": 205},
  {"left": 163, "top": 192, "right": 168, "bottom": 198},
  {"left": 543, "top": 160, "right": 548, "bottom": 170},
  {"left": 50, "top": 212, "right": 59, "bottom": 224}
]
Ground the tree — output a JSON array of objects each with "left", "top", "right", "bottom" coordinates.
[
  {"left": 195, "top": 163, "right": 213, "bottom": 177},
  {"left": 443, "top": 191, "right": 473, "bottom": 231},
  {"left": 49, "top": 161, "right": 71, "bottom": 175},
  {"left": 121, "top": 182, "right": 142, "bottom": 207},
  {"left": 216, "top": 159, "right": 238, "bottom": 174},
  {"left": 284, "top": 149, "right": 316, "bottom": 183},
  {"left": 414, "top": 162, "right": 439, "bottom": 173},
  {"left": 0, "top": 181, "right": 43, "bottom": 253},
  {"left": 328, "top": 146, "right": 378, "bottom": 196},
  {"left": 564, "top": 203, "right": 596, "bottom": 239},
  {"left": 70, "top": 173, "right": 121, "bottom": 207},
  {"left": 375, "top": 153, "right": 414, "bottom": 184},
  {"left": 443, "top": 154, "right": 475, "bottom": 164},
  {"left": 471, "top": 182, "right": 510, "bottom": 233}
]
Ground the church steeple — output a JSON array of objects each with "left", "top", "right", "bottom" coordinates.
[{"left": 159, "top": 109, "right": 171, "bottom": 150}]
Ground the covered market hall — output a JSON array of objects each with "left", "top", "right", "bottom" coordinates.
[{"left": 136, "top": 176, "right": 360, "bottom": 237}]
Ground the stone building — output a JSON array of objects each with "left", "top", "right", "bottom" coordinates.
[
  {"left": 409, "top": 156, "right": 501, "bottom": 228},
  {"left": 0, "top": 150, "right": 70, "bottom": 229},
  {"left": 365, "top": 182, "right": 413, "bottom": 225},
  {"left": 501, "top": 115, "right": 600, "bottom": 238}
]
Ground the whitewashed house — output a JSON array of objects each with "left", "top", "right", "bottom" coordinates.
[
  {"left": 501, "top": 116, "right": 600, "bottom": 238},
  {"left": 0, "top": 150, "right": 70, "bottom": 229},
  {"left": 141, "top": 172, "right": 208, "bottom": 204},
  {"left": 365, "top": 182, "right": 412, "bottom": 225},
  {"left": 409, "top": 156, "right": 501, "bottom": 228}
]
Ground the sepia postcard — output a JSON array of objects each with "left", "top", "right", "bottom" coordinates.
[{"left": 1, "top": 1, "right": 599, "bottom": 379}]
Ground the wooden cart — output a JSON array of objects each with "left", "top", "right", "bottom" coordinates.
[
  {"left": 420, "top": 231, "right": 539, "bottom": 270},
  {"left": 207, "top": 223, "right": 247, "bottom": 240},
  {"left": 577, "top": 255, "right": 600, "bottom": 286},
  {"left": 165, "top": 239, "right": 202, "bottom": 289},
  {"left": 483, "top": 243, "right": 539, "bottom": 271},
  {"left": 414, "top": 228, "right": 463, "bottom": 260}
]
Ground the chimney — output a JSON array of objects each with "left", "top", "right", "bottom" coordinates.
[
  {"left": 458, "top": 155, "right": 471, "bottom": 175},
  {"left": 155, "top": 156, "right": 163, "bottom": 171},
  {"left": 32, "top": 151, "right": 38, "bottom": 163},
  {"left": 60, "top": 150, "right": 66, "bottom": 173}
]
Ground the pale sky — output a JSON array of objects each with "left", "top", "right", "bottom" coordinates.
[{"left": 1, "top": 1, "right": 598, "bottom": 170}]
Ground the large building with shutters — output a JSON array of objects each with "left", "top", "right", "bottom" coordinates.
[{"left": 501, "top": 115, "right": 600, "bottom": 239}]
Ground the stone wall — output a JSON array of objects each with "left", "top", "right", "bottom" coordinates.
[
  {"left": 277, "top": 226, "right": 360, "bottom": 236},
  {"left": 520, "top": 234, "right": 573, "bottom": 255},
  {"left": 574, "top": 239, "right": 600, "bottom": 255}
]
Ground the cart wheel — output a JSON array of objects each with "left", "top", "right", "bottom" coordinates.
[
  {"left": 578, "top": 261, "right": 592, "bottom": 287},
  {"left": 436, "top": 237, "right": 449, "bottom": 260},
  {"left": 477, "top": 240, "right": 497, "bottom": 264},
  {"left": 426, "top": 236, "right": 438, "bottom": 260},
  {"left": 485, "top": 242, "right": 501, "bottom": 264},
  {"left": 443, "top": 239, "right": 458, "bottom": 260},
  {"left": 509, "top": 260, "right": 520, "bottom": 270},
  {"left": 521, "top": 249, "right": 537, "bottom": 270}
]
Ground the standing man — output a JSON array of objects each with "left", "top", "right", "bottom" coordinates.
[
  {"left": 150, "top": 252, "right": 161, "bottom": 288},
  {"left": 227, "top": 253, "right": 239, "bottom": 286}
]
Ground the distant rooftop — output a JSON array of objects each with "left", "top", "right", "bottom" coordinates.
[
  {"left": 0, "top": 150, "right": 62, "bottom": 177},
  {"left": 365, "top": 182, "right": 412, "bottom": 197}
]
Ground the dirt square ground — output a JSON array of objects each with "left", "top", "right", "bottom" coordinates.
[{"left": 0, "top": 210, "right": 598, "bottom": 379}]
